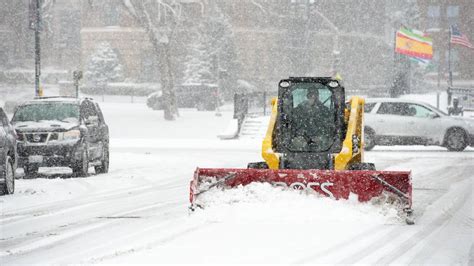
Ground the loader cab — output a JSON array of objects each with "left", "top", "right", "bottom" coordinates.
[{"left": 273, "top": 77, "right": 346, "bottom": 169}]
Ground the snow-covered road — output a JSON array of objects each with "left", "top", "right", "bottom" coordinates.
[{"left": 1, "top": 102, "right": 473, "bottom": 265}]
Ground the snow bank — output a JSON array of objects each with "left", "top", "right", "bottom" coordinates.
[
  {"left": 217, "top": 118, "right": 239, "bottom": 139},
  {"left": 193, "top": 182, "right": 402, "bottom": 225}
]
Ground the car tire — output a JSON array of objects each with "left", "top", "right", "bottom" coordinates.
[
  {"left": 23, "top": 164, "right": 39, "bottom": 179},
  {"left": 364, "top": 128, "right": 376, "bottom": 151},
  {"left": 73, "top": 149, "right": 89, "bottom": 177},
  {"left": 445, "top": 128, "right": 467, "bottom": 152},
  {"left": 1, "top": 156, "right": 15, "bottom": 195},
  {"left": 95, "top": 145, "right": 109, "bottom": 174}
]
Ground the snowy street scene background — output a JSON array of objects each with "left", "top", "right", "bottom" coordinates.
[{"left": 1, "top": 0, "right": 474, "bottom": 265}]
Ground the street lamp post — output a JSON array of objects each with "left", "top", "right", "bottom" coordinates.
[
  {"left": 34, "top": 0, "right": 42, "bottom": 97},
  {"left": 73, "top": 70, "right": 83, "bottom": 98}
]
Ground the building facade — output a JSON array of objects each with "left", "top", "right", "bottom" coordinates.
[{"left": 418, "top": 0, "right": 474, "bottom": 88}]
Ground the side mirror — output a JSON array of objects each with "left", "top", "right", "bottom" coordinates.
[
  {"left": 428, "top": 113, "right": 439, "bottom": 119},
  {"left": 85, "top": 116, "right": 99, "bottom": 126}
]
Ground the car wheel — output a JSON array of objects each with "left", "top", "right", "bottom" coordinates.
[
  {"left": 23, "top": 164, "right": 39, "bottom": 179},
  {"left": 73, "top": 149, "right": 89, "bottom": 177},
  {"left": 1, "top": 156, "right": 15, "bottom": 195},
  {"left": 95, "top": 145, "right": 109, "bottom": 174},
  {"left": 364, "top": 128, "right": 376, "bottom": 151},
  {"left": 445, "top": 128, "right": 467, "bottom": 151}
]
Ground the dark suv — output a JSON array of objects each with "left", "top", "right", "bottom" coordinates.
[
  {"left": 11, "top": 97, "right": 109, "bottom": 177},
  {"left": 0, "top": 107, "right": 16, "bottom": 194}
]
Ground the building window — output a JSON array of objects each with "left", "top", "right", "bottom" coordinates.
[
  {"left": 427, "top": 5, "right": 440, "bottom": 29},
  {"left": 447, "top": 5, "right": 459, "bottom": 26}
]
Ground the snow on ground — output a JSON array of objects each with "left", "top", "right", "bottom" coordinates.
[
  {"left": 195, "top": 182, "right": 401, "bottom": 224},
  {"left": 1, "top": 95, "right": 473, "bottom": 265}
]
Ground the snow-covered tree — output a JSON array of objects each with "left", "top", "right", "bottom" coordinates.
[
  {"left": 182, "top": 39, "right": 213, "bottom": 85},
  {"left": 121, "top": 0, "right": 181, "bottom": 121},
  {"left": 181, "top": 4, "right": 239, "bottom": 98},
  {"left": 85, "top": 42, "right": 123, "bottom": 86},
  {"left": 205, "top": 7, "right": 240, "bottom": 98}
]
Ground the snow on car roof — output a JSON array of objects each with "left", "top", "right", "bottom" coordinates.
[
  {"left": 20, "top": 97, "right": 84, "bottom": 105},
  {"left": 364, "top": 97, "right": 431, "bottom": 105}
]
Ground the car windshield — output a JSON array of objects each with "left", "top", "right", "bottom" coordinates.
[
  {"left": 12, "top": 103, "right": 80, "bottom": 123},
  {"left": 425, "top": 103, "right": 448, "bottom": 116}
]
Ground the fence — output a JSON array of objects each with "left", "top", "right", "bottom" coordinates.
[
  {"left": 448, "top": 87, "right": 474, "bottom": 111},
  {"left": 233, "top": 91, "right": 277, "bottom": 130}
]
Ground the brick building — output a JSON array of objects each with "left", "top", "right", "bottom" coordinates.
[{"left": 418, "top": 0, "right": 474, "bottom": 88}]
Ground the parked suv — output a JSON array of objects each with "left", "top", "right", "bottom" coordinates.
[
  {"left": 364, "top": 98, "right": 474, "bottom": 151},
  {"left": 11, "top": 97, "right": 109, "bottom": 177},
  {"left": 0, "top": 107, "right": 16, "bottom": 194}
]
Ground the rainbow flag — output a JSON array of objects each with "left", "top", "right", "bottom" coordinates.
[{"left": 395, "top": 27, "right": 433, "bottom": 60}]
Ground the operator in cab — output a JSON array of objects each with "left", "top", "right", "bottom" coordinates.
[{"left": 291, "top": 85, "right": 336, "bottom": 151}]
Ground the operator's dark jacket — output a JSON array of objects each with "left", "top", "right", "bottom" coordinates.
[{"left": 292, "top": 100, "right": 335, "bottom": 145}]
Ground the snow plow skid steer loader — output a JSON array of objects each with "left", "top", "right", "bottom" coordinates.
[{"left": 190, "top": 77, "right": 414, "bottom": 224}]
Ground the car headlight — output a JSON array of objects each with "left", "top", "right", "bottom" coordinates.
[{"left": 62, "top": 129, "right": 81, "bottom": 140}]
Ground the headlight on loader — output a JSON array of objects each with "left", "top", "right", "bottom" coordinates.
[{"left": 62, "top": 129, "right": 81, "bottom": 140}]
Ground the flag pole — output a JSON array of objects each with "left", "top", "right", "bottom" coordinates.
[
  {"left": 391, "top": 27, "right": 398, "bottom": 97},
  {"left": 448, "top": 25, "right": 453, "bottom": 87}
]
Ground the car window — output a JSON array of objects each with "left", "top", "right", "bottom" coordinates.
[
  {"left": 94, "top": 103, "right": 105, "bottom": 123},
  {"left": 377, "top": 102, "right": 411, "bottom": 116},
  {"left": 365, "top": 103, "right": 376, "bottom": 113},
  {"left": 0, "top": 108, "right": 8, "bottom": 126},
  {"left": 81, "top": 101, "right": 99, "bottom": 120},
  {"left": 425, "top": 103, "right": 448, "bottom": 116},
  {"left": 407, "top": 104, "right": 436, "bottom": 118}
]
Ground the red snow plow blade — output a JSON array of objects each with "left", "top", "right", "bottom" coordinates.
[{"left": 190, "top": 168, "right": 413, "bottom": 222}]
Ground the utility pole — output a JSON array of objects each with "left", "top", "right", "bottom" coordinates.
[{"left": 34, "top": 0, "right": 42, "bottom": 97}]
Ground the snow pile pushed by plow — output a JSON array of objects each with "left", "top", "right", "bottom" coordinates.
[{"left": 192, "top": 182, "right": 403, "bottom": 225}]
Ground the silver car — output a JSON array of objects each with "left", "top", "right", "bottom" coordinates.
[{"left": 364, "top": 98, "right": 474, "bottom": 151}]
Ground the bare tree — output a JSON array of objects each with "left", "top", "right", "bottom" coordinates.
[{"left": 122, "top": 0, "right": 181, "bottom": 120}]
